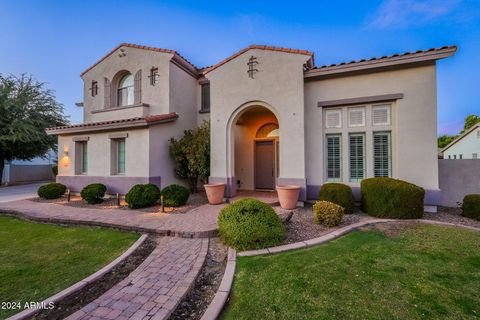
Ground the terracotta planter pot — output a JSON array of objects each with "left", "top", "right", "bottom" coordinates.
[
  {"left": 204, "top": 183, "right": 226, "bottom": 205},
  {"left": 276, "top": 185, "right": 301, "bottom": 210}
]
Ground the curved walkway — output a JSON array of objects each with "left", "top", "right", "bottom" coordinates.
[
  {"left": 0, "top": 200, "right": 222, "bottom": 237},
  {"left": 67, "top": 237, "right": 208, "bottom": 320}
]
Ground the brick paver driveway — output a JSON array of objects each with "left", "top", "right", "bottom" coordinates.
[{"left": 67, "top": 237, "right": 208, "bottom": 320}]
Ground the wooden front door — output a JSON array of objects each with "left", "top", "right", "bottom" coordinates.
[{"left": 255, "top": 140, "right": 275, "bottom": 190}]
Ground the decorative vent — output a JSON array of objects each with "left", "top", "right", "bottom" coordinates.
[
  {"left": 348, "top": 107, "right": 365, "bottom": 127},
  {"left": 372, "top": 105, "right": 391, "bottom": 126},
  {"left": 325, "top": 110, "right": 342, "bottom": 128}
]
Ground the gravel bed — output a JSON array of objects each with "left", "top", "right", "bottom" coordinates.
[
  {"left": 424, "top": 206, "right": 480, "bottom": 228},
  {"left": 33, "top": 192, "right": 208, "bottom": 214},
  {"left": 276, "top": 204, "right": 367, "bottom": 244},
  {"left": 170, "top": 238, "right": 228, "bottom": 320}
]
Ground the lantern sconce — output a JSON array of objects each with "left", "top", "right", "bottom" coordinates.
[{"left": 149, "top": 67, "right": 160, "bottom": 86}]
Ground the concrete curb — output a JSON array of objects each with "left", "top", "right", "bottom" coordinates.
[
  {"left": 0, "top": 209, "right": 217, "bottom": 238},
  {"left": 200, "top": 248, "right": 236, "bottom": 320},
  {"left": 238, "top": 218, "right": 480, "bottom": 257},
  {"left": 7, "top": 234, "right": 149, "bottom": 320}
]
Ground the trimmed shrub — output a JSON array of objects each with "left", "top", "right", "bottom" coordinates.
[
  {"left": 161, "top": 184, "right": 190, "bottom": 207},
  {"left": 52, "top": 165, "right": 58, "bottom": 177},
  {"left": 80, "top": 183, "right": 107, "bottom": 204},
  {"left": 462, "top": 194, "right": 480, "bottom": 221},
  {"left": 37, "top": 183, "right": 66, "bottom": 199},
  {"left": 125, "top": 184, "right": 161, "bottom": 209},
  {"left": 361, "top": 177, "right": 425, "bottom": 219},
  {"left": 319, "top": 183, "right": 355, "bottom": 214},
  {"left": 313, "top": 200, "right": 344, "bottom": 227},
  {"left": 218, "top": 198, "right": 285, "bottom": 250}
]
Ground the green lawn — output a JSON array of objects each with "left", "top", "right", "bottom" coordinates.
[
  {"left": 223, "top": 224, "right": 480, "bottom": 320},
  {"left": 0, "top": 216, "right": 139, "bottom": 318}
]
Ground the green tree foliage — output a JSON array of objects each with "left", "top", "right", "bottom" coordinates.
[
  {"left": 169, "top": 121, "right": 210, "bottom": 192},
  {"left": 462, "top": 114, "right": 480, "bottom": 133},
  {"left": 0, "top": 74, "right": 68, "bottom": 181},
  {"left": 437, "top": 135, "right": 455, "bottom": 148}
]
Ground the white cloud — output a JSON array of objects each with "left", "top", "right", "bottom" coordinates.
[{"left": 366, "top": 0, "right": 463, "bottom": 29}]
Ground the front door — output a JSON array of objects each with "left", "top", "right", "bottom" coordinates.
[{"left": 255, "top": 140, "right": 275, "bottom": 190}]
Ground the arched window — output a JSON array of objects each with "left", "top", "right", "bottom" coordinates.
[
  {"left": 256, "top": 123, "right": 279, "bottom": 138},
  {"left": 117, "top": 73, "right": 134, "bottom": 106}
]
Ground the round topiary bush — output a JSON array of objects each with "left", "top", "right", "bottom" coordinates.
[
  {"left": 218, "top": 198, "right": 285, "bottom": 250},
  {"left": 80, "top": 183, "right": 107, "bottom": 204},
  {"left": 361, "top": 177, "right": 425, "bottom": 219},
  {"left": 125, "top": 184, "right": 160, "bottom": 209},
  {"left": 313, "top": 200, "right": 344, "bottom": 227},
  {"left": 161, "top": 184, "right": 190, "bottom": 207},
  {"left": 462, "top": 194, "right": 480, "bottom": 221},
  {"left": 319, "top": 183, "right": 355, "bottom": 214},
  {"left": 37, "top": 183, "right": 67, "bottom": 199}
]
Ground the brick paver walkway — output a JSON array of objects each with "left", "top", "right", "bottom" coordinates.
[
  {"left": 0, "top": 199, "right": 223, "bottom": 237},
  {"left": 67, "top": 237, "right": 208, "bottom": 320}
]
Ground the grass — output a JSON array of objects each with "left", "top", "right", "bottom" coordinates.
[
  {"left": 0, "top": 216, "right": 139, "bottom": 318},
  {"left": 223, "top": 224, "right": 480, "bottom": 320}
]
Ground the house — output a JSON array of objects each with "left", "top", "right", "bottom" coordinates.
[
  {"left": 442, "top": 123, "right": 480, "bottom": 159},
  {"left": 46, "top": 43, "right": 456, "bottom": 208},
  {"left": 2, "top": 150, "right": 56, "bottom": 185}
]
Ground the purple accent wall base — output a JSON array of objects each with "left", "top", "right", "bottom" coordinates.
[
  {"left": 57, "top": 175, "right": 161, "bottom": 195},
  {"left": 208, "top": 176, "right": 237, "bottom": 198}
]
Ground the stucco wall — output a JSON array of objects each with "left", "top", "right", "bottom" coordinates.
[
  {"left": 57, "top": 128, "right": 150, "bottom": 177},
  {"left": 443, "top": 128, "right": 480, "bottom": 159},
  {"left": 81, "top": 46, "right": 173, "bottom": 122},
  {"left": 206, "top": 49, "right": 311, "bottom": 196},
  {"left": 439, "top": 159, "right": 480, "bottom": 206},
  {"left": 304, "top": 64, "right": 439, "bottom": 193}
]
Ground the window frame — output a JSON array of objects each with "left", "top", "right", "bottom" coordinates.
[
  {"left": 111, "top": 138, "right": 126, "bottom": 175},
  {"left": 75, "top": 141, "right": 88, "bottom": 175},
  {"left": 348, "top": 107, "right": 366, "bottom": 127},
  {"left": 326, "top": 134, "right": 342, "bottom": 181},
  {"left": 349, "top": 133, "right": 366, "bottom": 182},
  {"left": 117, "top": 73, "right": 134, "bottom": 107},
  {"left": 325, "top": 109, "right": 342, "bottom": 129},
  {"left": 372, "top": 104, "right": 392, "bottom": 126},
  {"left": 373, "top": 131, "right": 392, "bottom": 177},
  {"left": 201, "top": 83, "right": 210, "bottom": 112}
]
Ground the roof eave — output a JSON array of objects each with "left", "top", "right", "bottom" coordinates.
[{"left": 441, "top": 123, "right": 480, "bottom": 153}]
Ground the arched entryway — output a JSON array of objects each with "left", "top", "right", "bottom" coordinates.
[{"left": 229, "top": 104, "right": 280, "bottom": 191}]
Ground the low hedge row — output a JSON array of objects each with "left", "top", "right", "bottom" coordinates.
[
  {"left": 37, "top": 183, "right": 67, "bottom": 199},
  {"left": 319, "top": 183, "right": 354, "bottom": 214},
  {"left": 81, "top": 183, "right": 107, "bottom": 204},
  {"left": 462, "top": 194, "right": 480, "bottom": 221},
  {"left": 125, "top": 184, "right": 161, "bottom": 209}
]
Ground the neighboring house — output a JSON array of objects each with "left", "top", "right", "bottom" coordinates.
[
  {"left": 47, "top": 43, "right": 456, "bottom": 207},
  {"left": 442, "top": 123, "right": 480, "bottom": 159},
  {"left": 1, "top": 150, "right": 56, "bottom": 185}
]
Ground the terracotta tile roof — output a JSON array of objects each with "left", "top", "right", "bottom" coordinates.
[
  {"left": 201, "top": 45, "right": 315, "bottom": 75},
  {"left": 313, "top": 45, "right": 457, "bottom": 70},
  {"left": 46, "top": 112, "right": 178, "bottom": 134},
  {"left": 80, "top": 43, "right": 197, "bottom": 77}
]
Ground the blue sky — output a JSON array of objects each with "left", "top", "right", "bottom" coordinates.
[{"left": 1, "top": 0, "right": 479, "bottom": 135}]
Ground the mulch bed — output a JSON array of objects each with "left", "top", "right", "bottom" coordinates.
[
  {"left": 33, "top": 236, "right": 157, "bottom": 320},
  {"left": 424, "top": 206, "right": 480, "bottom": 228},
  {"left": 33, "top": 192, "right": 208, "bottom": 214},
  {"left": 170, "top": 238, "right": 228, "bottom": 320}
]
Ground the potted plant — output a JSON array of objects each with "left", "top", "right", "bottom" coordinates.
[
  {"left": 204, "top": 183, "right": 225, "bottom": 205},
  {"left": 276, "top": 185, "right": 301, "bottom": 210}
]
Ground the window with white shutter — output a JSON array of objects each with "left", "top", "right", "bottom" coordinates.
[
  {"left": 326, "top": 134, "right": 342, "bottom": 180},
  {"left": 372, "top": 105, "right": 391, "bottom": 126},
  {"left": 373, "top": 132, "right": 392, "bottom": 177},
  {"left": 325, "top": 110, "right": 342, "bottom": 128},
  {"left": 348, "top": 107, "right": 365, "bottom": 127},
  {"left": 349, "top": 133, "right": 365, "bottom": 181}
]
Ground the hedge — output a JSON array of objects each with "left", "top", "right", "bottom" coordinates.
[
  {"left": 80, "top": 183, "right": 107, "bottom": 204},
  {"left": 161, "top": 184, "right": 190, "bottom": 207},
  {"left": 125, "top": 184, "right": 161, "bottom": 209},
  {"left": 319, "top": 183, "right": 355, "bottom": 214},
  {"left": 361, "top": 177, "right": 424, "bottom": 219},
  {"left": 462, "top": 194, "right": 480, "bottom": 221},
  {"left": 218, "top": 198, "right": 285, "bottom": 250},
  {"left": 37, "top": 183, "right": 66, "bottom": 199}
]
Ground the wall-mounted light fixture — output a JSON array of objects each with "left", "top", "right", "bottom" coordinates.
[{"left": 149, "top": 67, "right": 159, "bottom": 86}]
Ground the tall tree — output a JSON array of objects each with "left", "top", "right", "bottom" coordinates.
[
  {"left": 437, "top": 135, "right": 455, "bottom": 148},
  {"left": 0, "top": 74, "right": 68, "bottom": 182},
  {"left": 462, "top": 114, "right": 480, "bottom": 133}
]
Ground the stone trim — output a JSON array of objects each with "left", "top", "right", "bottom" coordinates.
[
  {"left": 317, "top": 93, "right": 403, "bottom": 108},
  {"left": 72, "top": 136, "right": 90, "bottom": 142},
  {"left": 108, "top": 132, "right": 128, "bottom": 139},
  {"left": 200, "top": 248, "right": 236, "bottom": 320},
  {"left": 8, "top": 234, "right": 148, "bottom": 320},
  {"left": 91, "top": 103, "right": 150, "bottom": 114},
  {"left": 238, "top": 219, "right": 480, "bottom": 257}
]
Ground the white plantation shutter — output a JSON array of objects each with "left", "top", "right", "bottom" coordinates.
[
  {"left": 325, "top": 110, "right": 342, "bottom": 128},
  {"left": 373, "top": 132, "right": 392, "bottom": 177},
  {"left": 326, "top": 135, "right": 341, "bottom": 180},
  {"left": 348, "top": 107, "right": 365, "bottom": 127},
  {"left": 372, "top": 105, "right": 391, "bottom": 126},
  {"left": 349, "top": 134, "right": 365, "bottom": 181}
]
